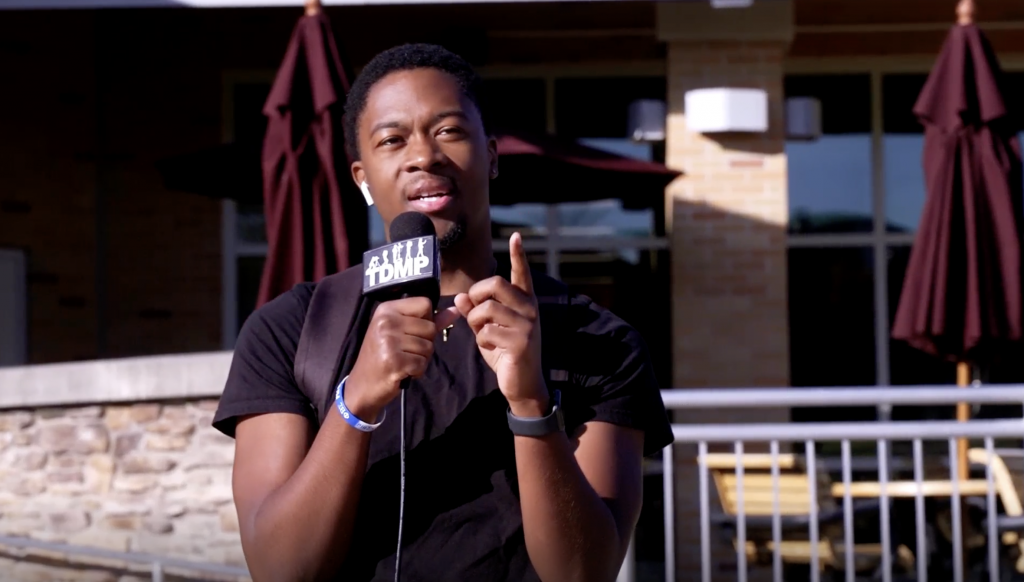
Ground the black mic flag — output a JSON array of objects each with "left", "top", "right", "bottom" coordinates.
[{"left": 361, "top": 212, "right": 441, "bottom": 309}]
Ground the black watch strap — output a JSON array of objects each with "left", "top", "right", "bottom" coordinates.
[{"left": 507, "top": 390, "right": 564, "bottom": 436}]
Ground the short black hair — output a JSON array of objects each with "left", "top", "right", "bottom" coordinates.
[{"left": 343, "top": 43, "right": 487, "bottom": 161}]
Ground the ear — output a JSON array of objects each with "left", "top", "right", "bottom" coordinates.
[
  {"left": 351, "top": 163, "right": 374, "bottom": 206},
  {"left": 351, "top": 162, "right": 365, "bottom": 189},
  {"left": 486, "top": 136, "right": 499, "bottom": 179}
]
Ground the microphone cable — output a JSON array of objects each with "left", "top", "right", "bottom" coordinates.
[{"left": 395, "top": 381, "right": 409, "bottom": 582}]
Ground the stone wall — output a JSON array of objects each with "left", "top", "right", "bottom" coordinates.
[
  {"left": 0, "top": 400, "right": 242, "bottom": 581},
  {"left": 0, "top": 353, "right": 243, "bottom": 581}
]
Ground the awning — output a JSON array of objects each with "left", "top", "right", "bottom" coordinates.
[
  {"left": 0, "top": 0, "right": 688, "bottom": 9},
  {"left": 156, "top": 130, "right": 681, "bottom": 210}
]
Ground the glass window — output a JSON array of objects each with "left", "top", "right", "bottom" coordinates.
[
  {"left": 233, "top": 82, "right": 272, "bottom": 145},
  {"left": 882, "top": 74, "right": 928, "bottom": 233},
  {"left": 493, "top": 248, "right": 672, "bottom": 389},
  {"left": 578, "top": 137, "right": 653, "bottom": 162},
  {"left": 491, "top": 199, "right": 654, "bottom": 236},
  {"left": 236, "top": 202, "right": 267, "bottom": 245},
  {"left": 491, "top": 138, "right": 657, "bottom": 248},
  {"left": 554, "top": 77, "right": 666, "bottom": 139},
  {"left": 236, "top": 256, "right": 266, "bottom": 333},
  {"left": 884, "top": 73, "right": 1024, "bottom": 233},
  {"left": 785, "top": 75, "right": 873, "bottom": 235},
  {"left": 788, "top": 247, "right": 876, "bottom": 420}
]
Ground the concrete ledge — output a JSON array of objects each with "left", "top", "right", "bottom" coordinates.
[{"left": 0, "top": 351, "right": 232, "bottom": 409}]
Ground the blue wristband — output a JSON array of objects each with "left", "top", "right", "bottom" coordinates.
[{"left": 334, "top": 375, "right": 385, "bottom": 432}]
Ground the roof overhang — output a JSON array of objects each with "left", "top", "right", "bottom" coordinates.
[{"left": 0, "top": 0, "right": 710, "bottom": 9}]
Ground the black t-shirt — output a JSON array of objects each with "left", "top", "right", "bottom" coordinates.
[{"left": 213, "top": 270, "right": 674, "bottom": 581}]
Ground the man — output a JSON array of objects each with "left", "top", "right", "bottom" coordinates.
[{"left": 213, "top": 43, "right": 674, "bottom": 582}]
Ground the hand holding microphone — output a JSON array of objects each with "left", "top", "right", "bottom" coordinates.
[{"left": 345, "top": 212, "right": 459, "bottom": 421}]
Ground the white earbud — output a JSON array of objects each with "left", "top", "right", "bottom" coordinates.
[{"left": 360, "top": 181, "right": 374, "bottom": 206}]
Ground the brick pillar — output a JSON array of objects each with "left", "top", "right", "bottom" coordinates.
[
  {"left": 657, "top": 2, "right": 793, "bottom": 580},
  {"left": 0, "top": 12, "right": 100, "bottom": 364}
]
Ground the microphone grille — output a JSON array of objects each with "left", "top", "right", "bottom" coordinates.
[{"left": 389, "top": 212, "right": 436, "bottom": 242}]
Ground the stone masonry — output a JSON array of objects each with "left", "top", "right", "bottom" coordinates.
[{"left": 0, "top": 401, "right": 244, "bottom": 582}]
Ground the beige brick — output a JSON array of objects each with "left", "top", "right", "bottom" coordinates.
[{"left": 666, "top": 38, "right": 791, "bottom": 581}]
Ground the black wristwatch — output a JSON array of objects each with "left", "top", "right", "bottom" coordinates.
[{"left": 507, "top": 390, "right": 564, "bottom": 436}]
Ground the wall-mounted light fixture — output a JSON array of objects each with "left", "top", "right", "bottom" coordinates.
[
  {"left": 683, "top": 88, "right": 768, "bottom": 134},
  {"left": 627, "top": 99, "right": 667, "bottom": 142},
  {"left": 785, "top": 97, "right": 822, "bottom": 141}
]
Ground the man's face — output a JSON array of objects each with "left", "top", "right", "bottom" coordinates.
[{"left": 351, "top": 68, "right": 497, "bottom": 249}]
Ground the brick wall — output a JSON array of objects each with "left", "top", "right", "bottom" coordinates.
[
  {"left": 96, "top": 11, "right": 224, "bottom": 359},
  {"left": 664, "top": 38, "right": 791, "bottom": 581},
  {"left": 666, "top": 41, "right": 790, "bottom": 389},
  {"left": 0, "top": 11, "right": 223, "bottom": 365},
  {"left": 0, "top": 13, "right": 100, "bottom": 364}
]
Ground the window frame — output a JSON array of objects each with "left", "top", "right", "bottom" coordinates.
[
  {"left": 784, "top": 56, "right": 1024, "bottom": 389},
  {"left": 220, "top": 70, "right": 275, "bottom": 349}
]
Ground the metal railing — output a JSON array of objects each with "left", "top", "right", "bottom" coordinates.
[
  {"left": 0, "top": 534, "right": 250, "bottom": 581},
  {"left": 3, "top": 385, "right": 1022, "bottom": 582},
  {"left": 655, "top": 385, "right": 1024, "bottom": 582}
]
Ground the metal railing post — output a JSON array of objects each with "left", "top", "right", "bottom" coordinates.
[
  {"left": 665, "top": 442, "right": 676, "bottom": 582},
  {"left": 658, "top": 384, "right": 1024, "bottom": 582},
  {"left": 151, "top": 561, "right": 164, "bottom": 582},
  {"left": 616, "top": 533, "right": 636, "bottom": 582},
  {"left": 0, "top": 534, "right": 249, "bottom": 580}
]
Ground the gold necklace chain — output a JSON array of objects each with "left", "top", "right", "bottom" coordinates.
[
  {"left": 434, "top": 309, "right": 456, "bottom": 342},
  {"left": 436, "top": 258, "right": 498, "bottom": 342}
]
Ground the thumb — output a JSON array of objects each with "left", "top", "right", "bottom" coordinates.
[{"left": 434, "top": 306, "right": 462, "bottom": 334}]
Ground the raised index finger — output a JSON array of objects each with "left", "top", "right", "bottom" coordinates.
[{"left": 509, "top": 232, "right": 534, "bottom": 296}]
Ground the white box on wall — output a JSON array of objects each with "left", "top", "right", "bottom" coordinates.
[{"left": 684, "top": 88, "right": 768, "bottom": 133}]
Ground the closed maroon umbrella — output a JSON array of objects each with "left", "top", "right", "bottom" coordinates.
[
  {"left": 891, "top": 0, "right": 1024, "bottom": 477},
  {"left": 256, "top": 0, "right": 362, "bottom": 308}
]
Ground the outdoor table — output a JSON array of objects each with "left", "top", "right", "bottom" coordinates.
[{"left": 832, "top": 479, "right": 991, "bottom": 498}]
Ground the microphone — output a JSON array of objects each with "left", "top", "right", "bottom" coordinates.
[
  {"left": 362, "top": 211, "right": 440, "bottom": 309},
  {"left": 360, "top": 211, "right": 440, "bottom": 582}
]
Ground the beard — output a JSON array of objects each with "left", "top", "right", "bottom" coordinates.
[{"left": 437, "top": 219, "right": 467, "bottom": 250}]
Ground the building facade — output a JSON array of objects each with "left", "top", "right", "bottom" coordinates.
[{"left": 4, "top": 0, "right": 1024, "bottom": 579}]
